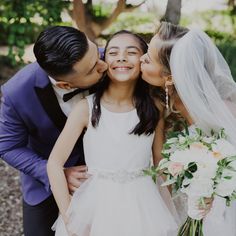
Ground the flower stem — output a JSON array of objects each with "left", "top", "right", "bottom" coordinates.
[{"left": 178, "top": 217, "right": 203, "bottom": 236}]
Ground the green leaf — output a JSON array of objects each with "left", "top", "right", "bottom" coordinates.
[
  {"left": 188, "top": 162, "right": 198, "bottom": 173},
  {"left": 224, "top": 176, "right": 233, "bottom": 180},
  {"left": 185, "top": 171, "right": 193, "bottom": 179},
  {"left": 161, "top": 153, "right": 170, "bottom": 159}
]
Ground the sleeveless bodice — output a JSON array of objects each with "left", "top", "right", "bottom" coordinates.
[{"left": 83, "top": 94, "right": 154, "bottom": 172}]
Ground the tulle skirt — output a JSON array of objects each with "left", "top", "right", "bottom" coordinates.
[{"left": 53, "top": 175, "right": 178, "bottom": 236}]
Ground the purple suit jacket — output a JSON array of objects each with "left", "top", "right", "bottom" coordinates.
[{"left": 0, "top": 62, "right": 85, "bottom": 205}]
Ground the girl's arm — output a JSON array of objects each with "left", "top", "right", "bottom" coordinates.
[{"left": 47, "top": 99, "right": 89, "bottom": 222}]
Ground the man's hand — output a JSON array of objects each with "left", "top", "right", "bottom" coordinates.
[{"left": 64, "top": 165, "right": 91, "bottom": 194}]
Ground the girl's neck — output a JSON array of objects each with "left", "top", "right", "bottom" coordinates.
[
  {"left": 104, "top": 81, "right": 135, "bottom": 103},
  {"left": 101, "top": 81, "right": 136, "bottom": 112}
]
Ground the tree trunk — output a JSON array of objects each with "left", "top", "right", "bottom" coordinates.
[
  {"left": 72, "top": 0, "right": 146, "bottom": 41},
  {"left": 228, "top": 0, "right": 236, "bottom": 15},
  {"left": 228, "top": 0, "right": 236, "bottom": 7},
  {"left": 163, "top": 0, "right": 182, "bottom": 25}
]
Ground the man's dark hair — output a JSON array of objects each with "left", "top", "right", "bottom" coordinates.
[{"left": 33, "top": 26, "right": 89, "bottom": 77}]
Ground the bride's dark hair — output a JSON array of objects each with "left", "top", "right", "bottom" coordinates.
[{"left": 91, "top": 30, "right": 159, "bottom": 135}]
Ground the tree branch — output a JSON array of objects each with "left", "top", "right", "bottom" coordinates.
[
  {"left": 163, "top": 0, "right": 182, "bottom": 25},
  {"left": 99, "top": 0, "right": 146, "bottom": 30},
  {"left": 73, "top": 0, "right": 86, "bottom": 30},
  {"left": 123, "top": 1, "right": 146, "bottom": 12}
]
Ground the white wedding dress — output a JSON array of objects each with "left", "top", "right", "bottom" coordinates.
[
  {"left": 53, "top": 94, "right": 178, "bottom": 236},
  {"left": 174, "top": 125, "right": 236, "bottom": 236}
]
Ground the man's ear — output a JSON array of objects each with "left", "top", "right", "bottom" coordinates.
[{"left": 55, "top": 81, "right": 72, "bottom": 90}]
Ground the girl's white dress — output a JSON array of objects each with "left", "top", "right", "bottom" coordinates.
[{"left": 53, "top": 94, "right": 178, "bottom": 236}]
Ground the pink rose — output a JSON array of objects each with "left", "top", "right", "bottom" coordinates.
[{"left": 168, "top": 162, "right": 184, "bottom": 177}]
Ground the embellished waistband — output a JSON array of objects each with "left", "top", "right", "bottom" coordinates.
[{"left": 88, "top": 168, "right": 147, "bottom": 183}]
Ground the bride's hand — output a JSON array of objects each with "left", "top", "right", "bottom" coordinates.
[{"left": 198, "top": 197, "right": 213, "bottom": 218}]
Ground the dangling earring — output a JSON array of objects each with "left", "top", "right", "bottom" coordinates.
[
  {"left": 165, "top": 85, "right": 169, "bottom": 110},
  {"left": 165, "top": 75, "right": 173, "bottom": 110}
]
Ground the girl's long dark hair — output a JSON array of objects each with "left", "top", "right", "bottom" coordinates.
[{"left": 91, "top": 30, "right": 160, "bottom": 135}]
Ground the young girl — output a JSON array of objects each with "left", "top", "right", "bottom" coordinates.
[
  {"left": 140, "top": 21, "right": 236, "bottom": 235},
  {"left": 47, "top": 30, "right": 178, "bottom": 236}
]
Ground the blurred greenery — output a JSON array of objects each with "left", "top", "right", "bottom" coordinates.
[
  {"left": 201, "top": 9, "right": 236, "bottom": 35},
  {"left": 0, "top": 0, "right": 68, "bottom": 66},
  {"left": 0, "top": 0, "right": 235, "bottom": 80},
  {"left": 91, "top": 3, "right": 114, "bottom": 21},
  {"left": 180, "top": 8, "right": 236, "bottom": 80},
  {"left": 217, "top": 41, "right": 236, "bottom": 80},
  {"left": 104, "top": 11, "right": 157, "bottom": 34}
]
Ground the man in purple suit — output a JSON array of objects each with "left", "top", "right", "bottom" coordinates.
[{"left": 0, "top": 26, "right": 107, "bottom": 236}]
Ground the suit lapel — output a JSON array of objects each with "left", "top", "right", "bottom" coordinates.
[{"left": 34, "top": 65, "right": 67, "bottom": 131}]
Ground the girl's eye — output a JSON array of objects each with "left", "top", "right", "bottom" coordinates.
[
  {"left": 108, "top": 51, "right": 117, "bottom": 55},
  {"left": 128, "top": 51, "right": 138, "bottom": 55}
]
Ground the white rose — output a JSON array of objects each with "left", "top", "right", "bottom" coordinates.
[
  {"left": 170, "top": 146, "right": 201, "bottom": 164},
  {"left": 162, "top": 146, "right": 177, "bottom": 154},
  {"left": 212, "top": 139, "right": 236, "bottom": 157},
  {"left": 182, "top": 178, "right": 214, "bottom": 198},
  {"left": 168, "top": 162, "right": 184, "bottom": 177},
  {"left": 215, "top": 179, "right": 236, "bottom": 197},
  {"left": 195, "top": 161, "right": 217, "bottom": 179},
  {"left": 158, "top": 159, "right": 170, "bottom": 169},
  {"left": 166, "top": 137, "right": 178, "bottom": 144},
  {"left": 170, "top": 146, "right": 217, "bottom": 166},
  {"left": 170, "top": 149, "right": 191, "bottom": 164},
  {"left": 190, "top": 142, "right": 208, "bottom": 150},
  {"left": 202, "top": 137, "right": 214, "bottom": 144},
  {"left": 178, "top": 136, "right": 186, "bottom": 144},
  {"left": 221, "top": 169, "right": 236, "bottom": 179},
  {"left": 228, "top": 160, "right": 236, "bottom": 170}
]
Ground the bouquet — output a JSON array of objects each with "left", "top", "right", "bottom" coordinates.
[{"left": 147, "top": 126, "right": 236, "bottom": 236}]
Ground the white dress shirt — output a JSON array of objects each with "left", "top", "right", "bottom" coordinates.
[{"left": 48, "top": 76, "right": 89, "bottom": 117}]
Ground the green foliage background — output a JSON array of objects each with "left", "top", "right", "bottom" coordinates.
[
  {"left": 0, "top": 0, "right": 68, "bottom": 66},
  {"left": 0, "top": 1, "right": 235, "bottom": 80}
]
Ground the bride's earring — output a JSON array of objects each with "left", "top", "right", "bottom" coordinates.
[
  {"left": 165, "top": 75, "right": 173, "bottom": 111},
  {"left": 165, "top": 85, "right": 169, "bottom": 110}
]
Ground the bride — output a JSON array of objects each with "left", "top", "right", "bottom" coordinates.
[{"left": 140, "top": 21, "right": 236, "bottom": 235}]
